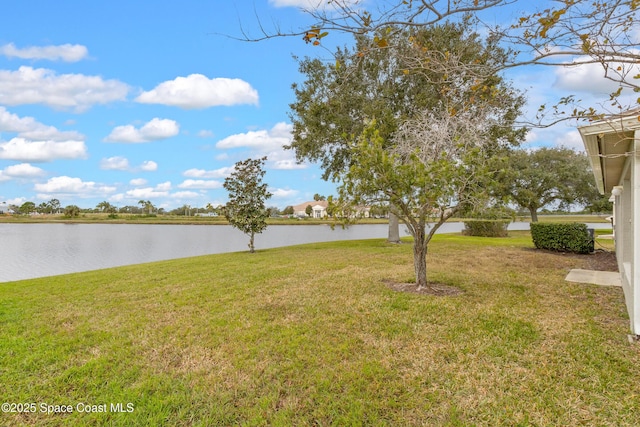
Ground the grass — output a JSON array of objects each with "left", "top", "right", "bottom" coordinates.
[{"left": 0, "top": 231, "right": 637, "bottom": 426}]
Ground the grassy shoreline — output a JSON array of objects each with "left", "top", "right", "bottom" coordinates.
[
  {"left": 1, "top": 231, "right": 636, "bottom": 426},
  {"left": 0, "top": 213, "right": 611, "bottom": 225}
]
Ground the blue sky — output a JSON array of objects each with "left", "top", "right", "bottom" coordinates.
[{"left": 0, "top": 0, "right": 630, "bottom": 211}]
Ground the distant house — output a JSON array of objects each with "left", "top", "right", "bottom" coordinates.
[
  {"left": 579, "top": 112, "right": 640, "bottom": 336},
  {"left": 0, "top": 202, "right": 10, "bottom": 214},
  {"left": 353, "top": 205, "right": 371, "bottom": 218},
  {"left": 195, "top": 212, "right": 218, "bottom": 217},
  {"left": 292, "top": 200, "right": 371, "bottom": 219},
  {"left": 293, "top": 201, "right": 329, "bottom": 218}
]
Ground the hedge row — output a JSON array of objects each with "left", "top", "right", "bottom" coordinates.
[
  {"left": 530, "top": 222, "right": 594, "bottom": 254},
  {"left": 462, "top": 220, "right": 510, "bottom": 237}
]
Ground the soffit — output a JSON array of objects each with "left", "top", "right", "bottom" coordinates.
[{"left": 579, "top": 117, "right": 637, "bottom": 195}]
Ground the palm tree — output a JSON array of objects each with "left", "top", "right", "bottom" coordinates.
[
  {"left": 96, "top": 201, "right": 116, "bottom": 213},
  {"left": 48, "top": 198, "right": 61, "bottom": 214},
  {"left": 138, "top": 200, "right": 154, "bottom": 214}
]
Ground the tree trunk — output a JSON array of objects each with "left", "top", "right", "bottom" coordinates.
[
  {"left": 529, "top": 207, "right": 539, "bottom": 222},
  {"left": 413, "top": 229, "right": 428, "bottom": 290},
  {"left": 249, "top": 231, "right": 255, "bottom": 253},
  {"left": 387, "top": 211, "right": 401, "bottom": 243}
]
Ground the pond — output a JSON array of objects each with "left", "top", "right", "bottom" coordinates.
[{"left": 0, "top": 222, "right": 608, "bottom": 283}]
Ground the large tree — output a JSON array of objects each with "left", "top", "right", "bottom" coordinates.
[
  {"left": 327, "top": 24, "right": 525, "bottom": 291},
  {"left": 494, "top": 147, "right": 600, "bottom": 222},
  {"left": 289, "top": 20, "right": 524, "bottom": 241},
  {"left": 223, "top": 157, "right": 272, "bottom": 253}
]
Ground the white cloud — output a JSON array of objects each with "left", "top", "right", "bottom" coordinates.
[
  {"left": 0, "top": 106, "right": 42, "bottom": 133},
  {"left": 0, "top": 163, "right": 46, "bottom": 181},
  {"left": 270, "top": 158, "right": 307, "bottom": 170},
  {"left": 155, "top": 181, "right": 171, "bottom": 191},
  {"left": 216, "top": 122, "right": 308, "bottom": 170},
  {"left": 177, "top": 179, "right": 223, "bottom": 189},
  {"left": 135, "top": 74, "right": 259, "bottom": 109},
  {"left": 183, "top": 166, "right": 234, "bottom": 179},
  {"left": 171, "top": 191, "right": 201, "bottom": 199},
  {"left": 2, "top": 197, "right": 26, "bottom": 206},
  {"left": 270, "top": 188, "right": 299, "bottom": 198},
  {"left": 216, "top": 122, "right": 292, "bottom": 150},
  {"left": 521, "top": 125, "right": 587, "bottom": 153},
  {"left": 553, "top": 61, "right": 640, "bottom": 95},
  {"left": 139, "top": 160, "right": 158, "bottom": 171},
  {"left": 0, "top": 43, "right": 88, "bottom": 62},
  {"left": 0, "top": 106, "right": 84, "bottom": 141},
  {"left": 34, "top": 176, "right": 116, "bottom": 195},
  {"left": 129, "top": 178, "right": 147, "bottom": 186},
  {"left": 0, "top": 138, "right": 87, "bottom": 162},
  {"left": 104, "top": 118, "right": 179, "bottom": 143},
  {"left": 554, "top": 129, "right": 586, "bottom": 152},
  {"left": 0, "top": 66, "right": 129, "bottom": 112},
  {"left": 100, "top": 156, "right": 130, "bottom": 170},
  {"left": 100, "top": 157, "right": 158, "bottom": 172},
  {"left": 125, "top": 188, "right": 169, "bottom": 199}
]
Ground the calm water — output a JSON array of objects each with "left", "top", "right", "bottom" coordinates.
[{"left": 0, "top": 222, "right": 608, "bottom": 283}]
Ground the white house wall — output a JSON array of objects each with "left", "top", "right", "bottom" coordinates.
[
  {"left": 614, "top": 131, "right": 640, "bottom": 335},
  {"left": 630, "top": 133, "right": 640, "bottom": 334},
  {"left": 579, "top": 118, "right": 640, "bottom": 336}
]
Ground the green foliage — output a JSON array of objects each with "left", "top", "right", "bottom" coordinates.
[
  {"left": 63, "top": 205, "right": 81, "bottom": 218},
  {"left": 282, "top": 205, "right": 294, "bottom": 215},
  {"left": 96, "top": 200, "right": 117, "bottom": 213},
  {"left": 291, "top": 21, "right": 526, "bottom": 289},
  {"left": 339, "top": 111, "right": 511, "bottom": 288},
  {"left": 463, "top": 220, "right": 510, "bottom": 237},
  {"left": 288, "top": 21, "right": 524, "bottom": 181},
  {"left": 530, "top": 222, "right": 594, "bottom": 254},
  {"left": 585, "top": 194, "right": 613, "bottom": 214},
  {"left": 223, "top": 157, "right": 272, "bottom": 253},
  {"left": 18, "top": 201, "right": 36, "bottom": 215},
  {"left": 493, "top": 147, "right": 599, "bottom": 222}
]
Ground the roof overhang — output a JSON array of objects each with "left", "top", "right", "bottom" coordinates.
[{"left": 578, "top": 114, "right": 638, "bottom": 195}]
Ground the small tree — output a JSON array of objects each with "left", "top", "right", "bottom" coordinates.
[
  {"left": 223, "top": 157, "right": 272, "bottom": 253},
  {"left": 305, "top": 204, "right": 313, "bottom": 217},
  {"left": 63, "top": 205, "right": 80, "bottom": 218},
  {"left": 48, "top": 198, "right": 61, "bottom": 214},
  {"left": 19, "top": 201, "right": 36, "bottom": 215},
  {"left": 96, "top": 201, "right": 116, "bottom": 214},
  {"left": 282, "top": 205, "right": 294, "bottom": 215},
  {"left": 138, "top": 199, "right": 155, "bottom": 215},
  {"left": 37, "top": 202, "right": 49, "bottom": 214},
  {"left": 340, "top": 108, "right": 513, "bottom": 291}
]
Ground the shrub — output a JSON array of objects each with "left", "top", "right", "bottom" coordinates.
[
  {"left": 462, "top": 220, "right": 510, "bottom": 237},
  {"left": 530, "top": 222, "right": 594, "bottom": 254}
]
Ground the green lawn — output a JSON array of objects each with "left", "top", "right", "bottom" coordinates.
[{"left": 1, "top": 231, "right": 637, "bottom": 426}]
